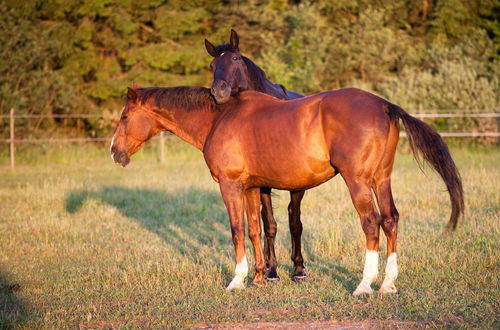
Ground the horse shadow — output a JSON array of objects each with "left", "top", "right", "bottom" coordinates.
[
  {"left": 65, "top": 186, "right": 233, "bottom": 278},
  {"left": 0, "top": 272, "right": 26, "bottom": 328},
  {"left": 299, "top": 231, "right": 359, "bottom": 293},
  {"left": 65, "top": 185, "right": 359, "bottom": 292},
  {"left": 277, "top": 253, "right": 358, "bottom": 293}
]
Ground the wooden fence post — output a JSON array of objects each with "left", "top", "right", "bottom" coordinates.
[
  {"left": 159, "top": 131, "right": 165, "bottom": 164},
  {"left": 9, "top": 108, "right": 15, "bottom": 170},
  {"left": 418, "top": 103, "right": 424, "bottom": 121}
]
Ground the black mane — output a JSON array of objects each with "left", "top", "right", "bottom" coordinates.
[
  {"left": 242, "top": 56, "right": 283, "bottom": 96},
  {"left": 134, "top": 86, "right": 218, "bottom": 112}
]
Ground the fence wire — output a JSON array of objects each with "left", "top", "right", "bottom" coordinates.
[{"left": 2, "top": 111, "right": 498, "bottom": 143}]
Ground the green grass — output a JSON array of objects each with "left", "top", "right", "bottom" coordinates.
[{"left": 0, "top": 141, "right": 498, "bottom": 328}]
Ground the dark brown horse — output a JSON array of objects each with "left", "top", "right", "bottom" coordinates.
[
  {"left": 110, "top": 85, "right": 463, "bottom": 295},
  {"left": 205, "top": 30, "right": 307, "bottom": 282}
]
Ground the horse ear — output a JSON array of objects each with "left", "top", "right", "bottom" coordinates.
[
  {"left": 127, "top": 87, "right": 138, "bottom": 102},
  {"left": 230, "top": 29, "right": 239, "bottom": 49},
  {"left": 205, "top": 38, "right": 216, "bottom": 57},
  {"left": 133, "top": 81, "right": 140, "bottom": 88}
]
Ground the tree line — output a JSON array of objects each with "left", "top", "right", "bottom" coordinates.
[{"left": 0, "top": 0, "right": 498, "bottom": 140}]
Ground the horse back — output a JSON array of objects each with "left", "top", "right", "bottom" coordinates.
[
  {"left": 320, "top": 88, "right": 392, "bottom": 135},
  {"left": 204, "top": 89, "right": 394, "bottom": 188}
]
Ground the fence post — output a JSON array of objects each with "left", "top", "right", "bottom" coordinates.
[
  {"left": 418, "top": 103, "right": 424, "bottom": 121},
  {"left": 159, "top": 131, "right": 165, "bottom": 164},
  {"left": 9, "top": 108, "right": 15, "bottom": 170}
]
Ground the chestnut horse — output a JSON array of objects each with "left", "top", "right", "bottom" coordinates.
[
  {"left": 110, "top": 85, "right": 463, "bottom": 295},
  {"left": 205, "top": 30, "right": 306, "bottom": 281}
]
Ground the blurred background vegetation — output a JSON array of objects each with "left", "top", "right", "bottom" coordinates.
[{"left": 0, "top": 0, "right": 498, "bottom": 141}]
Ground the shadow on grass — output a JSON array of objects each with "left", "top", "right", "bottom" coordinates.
[
  {"left": 309, "top": 258, "right": 358, "bottom": 293},
  {"left": 65, "top": 186, "right": 232, "bottom": 278},
  {"left": 0, "top": 272, "right": 27, "bottom": 328},
  {"left": 299, "top": 232, "right": 359, "bottom": 293},
  {"left": 65, "top": 186, "right": 358, "bottom": 292}
]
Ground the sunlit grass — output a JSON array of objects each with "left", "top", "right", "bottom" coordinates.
[{"left": 0, "top": 141, "right": 498, "bottom": 327}]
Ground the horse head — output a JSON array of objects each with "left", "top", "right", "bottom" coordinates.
[
  {"left": 205, "top": 30, "right": 249, "bottom": 104},
  {"left": 110, "top": 85, "right": 160, "bottom": 167}
]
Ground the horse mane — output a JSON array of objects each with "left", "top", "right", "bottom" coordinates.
[
  {"left": 134, "top": 86, "right": 218, "bottom": 112},
  {"left": 241, "top": 56, "right": 273, "bottom": 94}
]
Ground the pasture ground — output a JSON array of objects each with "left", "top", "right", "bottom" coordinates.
[{"left": 0, "top": 141, "right": 498, "bottom": 328}]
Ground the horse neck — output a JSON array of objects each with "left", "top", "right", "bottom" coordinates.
[
  {"left": 244, "top": 64, "right": 286, "bottom": 99},
  {"left": 155, "top": 105, "right": 224, "bottom": 150}
]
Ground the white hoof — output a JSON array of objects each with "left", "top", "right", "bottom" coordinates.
[
  {"left": 353, "top": 283, "right": 374, "bottom": 296},
  {"left": 379, "top": 282, "right": 397, "bottom": 294},
  {"left": 225, "top": 278, "right": 245, "bottom": 291}
]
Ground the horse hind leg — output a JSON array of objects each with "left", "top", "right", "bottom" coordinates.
[
  {"left": 342, "top": 175, "right": 381, "bottom": 296},
  {"left": 373, "top": 123, "right": 400, "bottom": 294},
  {"left": 288, "top": 190, "right": 307, "bottom": 281},
  {"left": 374, "top": 177, "right": 399, "bottom": 293}
]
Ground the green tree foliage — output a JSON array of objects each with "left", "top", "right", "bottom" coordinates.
[{"left": 0, "top": 0, "right": 498, "bottom": 139}]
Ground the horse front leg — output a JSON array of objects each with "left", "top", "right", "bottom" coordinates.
[
  {"left": 288, "top": 190, "right": 307, "bottom": 281},
  {"left": 260, "top": 188, "right": 279, "bottom": 281},
  {"left": 246, "top": 187, "right": 267, "bottom": 287},
  {"left": 219, "top": 180, "right": 248, "bottom": 290}
]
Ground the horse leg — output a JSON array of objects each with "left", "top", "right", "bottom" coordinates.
[
  {"left": 219, "top": 180, "right": 248, "bottom": 290},
  {"left": 260, "top": 188, "right": 279, "bottom": 281},
  {"left": 343, "top": 176, "right": 381, "bottom": 296},
  {"left": 374, "top": 177, "right": 399, "bottom": 293},
  {"left": 246, "top": 188, "right": 267, "bottom": 287},
  {"left": 288, "top": 190, "right": 307, "bottom": 281},
  {"left": 373, "top": 121, "right": 399, "bottom": 294}
]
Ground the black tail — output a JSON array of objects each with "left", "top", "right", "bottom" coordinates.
[{"left": 389, "top": 104, "right": 464, "bottom": 232}]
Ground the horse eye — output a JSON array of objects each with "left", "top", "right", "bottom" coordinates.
[{"left": 121, "top": 115, "right": 128, "bottom": 120}]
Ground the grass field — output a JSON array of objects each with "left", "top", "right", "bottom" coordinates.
[{"left": 0, "top": 141, "right": 498, "bottom": 328}]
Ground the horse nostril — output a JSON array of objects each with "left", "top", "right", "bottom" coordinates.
[
  {"left": 210, "top": 86, "right": 216, "bottom": 96},
  {"left": 112, "top": 150, "right": 130, "bottom": 166},
  {"left": 220, "top": 81, "right": 228, "bottom": 90}
]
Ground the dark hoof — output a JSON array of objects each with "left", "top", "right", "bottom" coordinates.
[
  {"left": 292, "top": 269, "right": 307, "bottom": 282},
  {"left": 265, "top": 268, "right": 280, "bottom": 282}
]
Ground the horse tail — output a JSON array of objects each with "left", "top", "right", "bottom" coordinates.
[{"left": 388, "top": 104, "right": 464, "bottom": 232}]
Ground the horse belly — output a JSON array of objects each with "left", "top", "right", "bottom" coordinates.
[
  {"left": 248, "top": 152, "right": 335, "bottom": 190},
  {"left": 247, "top": 106, "right": 334, "bottom": 189}
]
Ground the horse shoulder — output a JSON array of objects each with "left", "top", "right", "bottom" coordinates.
[
  {"left": 203, "top": 106, "right": 251, "bottom": 183},
  {"left": 203, "top": 135, "right": 247, "bottom": 183}
]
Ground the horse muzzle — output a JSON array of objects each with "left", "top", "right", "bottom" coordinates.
[
  {"left": 210, "top": 80, "right": 232, "bottom": 104},
  {"left": 111, "top": 147, "right": 130, "bottom": 167}
]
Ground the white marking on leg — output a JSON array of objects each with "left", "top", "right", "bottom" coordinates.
[
  {"left": 226, "top": 255, "right": 248, "bottom": 291},
  {"left": 110, "top": 106, "right": 124, "bottom": 162},
  {"left": 353, "top": 250, "right": 379, "bottom": 295},
  {"left": 110, "top": 135, "right": 115, "bottom": 161},
  {"left": 380, "top": 253, "right": 398, "bottom": 293}
]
